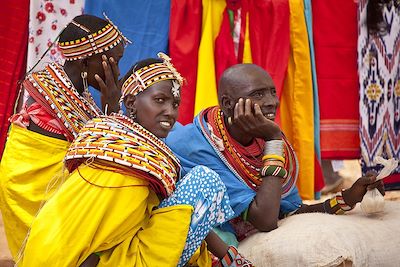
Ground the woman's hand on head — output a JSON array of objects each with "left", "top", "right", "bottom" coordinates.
[
  {"left": 94, "top": 55, "right": 121, "bottom": 114},
  {"left": 342, "top": 171, "right": 385, "bottom": 207},
  {"left": 232, "top": 98, "right": 281, "bottom": 140}
]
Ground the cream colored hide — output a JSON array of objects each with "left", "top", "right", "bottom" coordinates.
[{"left": 239, "top": 201, "right": 400, "bottom": 267}]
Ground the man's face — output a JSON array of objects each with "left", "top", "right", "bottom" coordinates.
[
  {"left": 228, "top": 69, "right": 279, "bottom": 121},
  {"left": 134, "top": 80, "right": 181, "bottom": 138}
]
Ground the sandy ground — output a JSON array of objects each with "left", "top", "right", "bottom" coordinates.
[
  {"left": 0, "top": 211, "right": 13, "bottom": 266},
  {"left": 1, "top": 160, "right": 399, "bottom": 265}
]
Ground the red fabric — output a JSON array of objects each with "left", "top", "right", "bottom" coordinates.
[
  {"left": 236, "top": 1, "right": 247, "bottom": 64},
  {"left": 214, "top": 1, "right": 249, "bottom": 82},
  {"left": 169, "top": 0, "right": 202, "bottom": 125},
  {"left": 0, "top": 0, "right": 29, "bottom": 159},
  {"left": 11, "top": 102, "right": 64, "bottom": 135},
  {"left": 214, "top": 7, "right": 237, "bottom": 83},
  {"left": 248, "top": 0, "right": 290, "bottom": 97},
  {"left": 313, "top": 0, "right": 360, "bottom": 159},
  {"left": 384, "top": 174, "right": 400, "bottom": 188}
]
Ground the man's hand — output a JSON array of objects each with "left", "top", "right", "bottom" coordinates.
[
  {"left": 232, "top": 98, "right": 281, "bottom": 140},
  {"left": 94, "top": 55, "right": 121, "bottom": 114},
  {"left": 342, "top": 171, "right": 385, "bottom": 207}
]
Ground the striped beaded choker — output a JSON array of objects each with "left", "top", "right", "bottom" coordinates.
[
  {"left": 58, "top": 15, "right": 131, "bottom": 61},
  {"left": 120, "top": 52, "right": 183, "bottom": 105},
  {"left": 65, "top": 113, "right": 181, "bottom": 198}
]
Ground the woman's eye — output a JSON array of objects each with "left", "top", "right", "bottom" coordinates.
[{"left": 155, "top": 98, "right": 164, "bottom": 103}]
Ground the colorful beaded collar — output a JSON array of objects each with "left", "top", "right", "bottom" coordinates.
[
  {"left": 65, "top": 114, "right": 181, "bottom": 198},
  {"left": 23, "top": 63, "right": 102, "bottom": 141}
]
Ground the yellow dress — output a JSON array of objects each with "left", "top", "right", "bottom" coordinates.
[
  {"left": 0, "top": 124, "right": 69, "bottom": 259},
  {"left": 20, "top": 164, "right": 193, "bottom": 267}
]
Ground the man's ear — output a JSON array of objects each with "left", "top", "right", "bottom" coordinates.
[
  {"left": 220, "top": 94, "right": 234, "bottom": 116},
  {"left": 124, "top": 94, "right": 137, "bottom": 115}
]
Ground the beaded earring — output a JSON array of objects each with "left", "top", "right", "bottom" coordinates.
[{"left": 81, "top": 71, "right": 90, "bottom": 99}]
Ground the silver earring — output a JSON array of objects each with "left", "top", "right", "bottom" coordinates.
[
  {"left": 228, "top": 116, "right": 233, "bottom": 125},
  {"left": 81, "top": 71, "right": 89, "bottom": 99},
  {"left": 130, "top": 112, "right": 136, "bottom": 121}
]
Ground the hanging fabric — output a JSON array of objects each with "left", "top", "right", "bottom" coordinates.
[
  {"left": 280, "top": 0, "right": 315, "bottom": 200},
  {"left": 314, "top": 0, "right": 360, "bottom": 159},
  {"left": 169, "top": 0, "right": 202, "bottom": 125},
  {"left": 0, "top": 0, "right": 30, "bottom": 159},
  {"left": 304, "top": 0, "right": 324, "bottom": 197},
  {"left": 358, "top": 0, "right": 400, "bottom": 188},
  {"left": 194, "top": 0, "right": 226, "bottom": 115}
]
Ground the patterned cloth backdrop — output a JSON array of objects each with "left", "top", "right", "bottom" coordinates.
[
  {"left": 358, "top": 0, "right": 400, "bottom": 187},
  {"left": 27, "top": 0, "right": 84, "bottom": 71},
  {"left": 24, "top": 0, "right": 84, "bottom": 105}
]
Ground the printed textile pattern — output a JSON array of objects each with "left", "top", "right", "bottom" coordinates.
[
  {"left": 28, "top": 0, "right": 84, "bottom": 70},
  {"left": 159, "top": 165, "right": 234, "bottom": 266},
  {"left": 358, "top": 1, "right": 400, "bottom": 175}
]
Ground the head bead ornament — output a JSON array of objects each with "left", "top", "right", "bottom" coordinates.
[
  {"left": 119, "top": 53, "right": 184, "bottom": 112},
  {"left": 58, "top": 13, "right": 131, "bottom": 61}
]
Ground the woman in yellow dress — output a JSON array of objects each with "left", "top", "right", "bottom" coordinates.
[
  {"left": 0, "top": 14, "right": 128, "bottom": 261},
  {"left": 19, "top": 54, "right": 238, "bottom": 267}
]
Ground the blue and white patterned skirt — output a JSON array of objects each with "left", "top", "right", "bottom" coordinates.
[{"left": 160, "top": 165, "right": 234, "bottom": 266}]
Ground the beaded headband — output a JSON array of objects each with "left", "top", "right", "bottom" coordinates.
[
  {"left": 58, "top": 14, "right": 131, "bottom": 61},
  {"left": 120, "top": 52, "right": 184, "bottom": 107}
]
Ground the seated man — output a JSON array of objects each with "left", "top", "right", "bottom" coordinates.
[{"left": 166, "top": 64, "right": 384, "bottom": 244}]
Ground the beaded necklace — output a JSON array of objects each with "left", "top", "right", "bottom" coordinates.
[
  {"left": 23, "top": 63, "right": 102, "bottom": 141},
  {"left": 65, "top": 114, "right": 180, "bottom": 198},
  {"left": 209, "top": 107, "right": 262, "bottom": 189},
  {"left": 200, "top": 106, "right": 298, "bottom": 196}
]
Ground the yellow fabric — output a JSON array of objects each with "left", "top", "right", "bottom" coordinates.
[
  {"left": 194, "top": 0, "right": 226, "bottom": 115},
  {"left": 242, "top": 12, "right": 252, "bottom": 64},
  {"left": 280, "top": 0, "right": 315, "bottom": 200},
  {"left": 98, "top": 205, "right": 194, "bottom": 267},
  {"left": 0, "top": 124, "right": 69, "bottom": 259},
  {"left": 20, "top": 165, "right": 193, "bottom": 267},
  {"left": 187, "top": 241, "right": 213, "bottom": 267}
]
